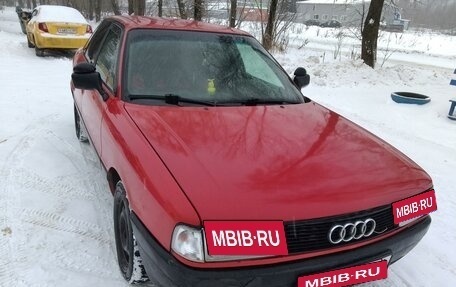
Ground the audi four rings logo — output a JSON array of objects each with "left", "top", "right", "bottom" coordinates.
[{"left": 328, "top": 218, "right": 377, "bottom": 244}]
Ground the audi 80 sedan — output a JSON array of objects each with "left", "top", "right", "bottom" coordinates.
[{"left": 70, "top": 16, "right": 433, "bottom": 286}]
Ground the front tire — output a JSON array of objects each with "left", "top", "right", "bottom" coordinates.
[{"left": 113, "top": 181, "right": 149, "bottom": 284}]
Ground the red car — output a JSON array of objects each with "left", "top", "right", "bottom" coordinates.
[{"left": 71, "top": 16, "right": 433, "bottom": 286}]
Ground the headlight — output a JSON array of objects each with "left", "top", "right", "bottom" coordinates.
[
  {"left": 171, "top": 224, "right": 272, "bottom": 262},
  {"left": 171, "top": 225, "right": 204, "bottom": 262}
]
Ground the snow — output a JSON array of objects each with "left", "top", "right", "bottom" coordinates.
[
  {"left": 30, "top": 5, "right": 88, "bottom": 25},
  {"left": 1, "top": 6, "right": 456, "bottom": 287}
]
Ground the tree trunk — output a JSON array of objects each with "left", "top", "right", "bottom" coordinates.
[
  {"left": 262, "top": 0, "right": 278, "bottom": 51},
  {"left": 110, "top": 0, "right": 121, "bottom": 15},
  {"left": 31, "top": 0, "right": 37, "bottom": 8},
  {"left": 26, "top": 0, "right": 31, "bottom": 9},
  {"left": 135, "top": 0, "right": 146, "bottom": 16},
  {"left": 18, "top": 0, "right": 24, "bottom": 7},
  {"left": 194, "top": 0, "right": 203, "bottom": 20},
  {"left": 177, "top": 0, "right": 188, "bottom": 19},
  {"left": 158, "top": 0, "right": 163, "bottom": 16},
  {"left": 229, "top": 0, "right": 236, "bottom": 27},
  {"left": 128, "top": 0, "right": 134, "bottom": 14},
  {"left": 95, "top": 0, "right": 101, "bottom": 22},
  {"left": 361, "top": 0, "right": 385, "bottom": 68},
  {"left": 88, "top": 0, "right": 94, "bottom": 20}
]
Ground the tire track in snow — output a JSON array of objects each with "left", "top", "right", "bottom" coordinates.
[
  {"left": 37, "top": 116, "right": 124, "bottom": 283},
  {"left": 24, "top": 116, "right": 123, "bottom": 283},
  {"left": 0, "top": 114, "right": 116, "bottom": 287},
  {"left": 47, "top": 127, "right": 121, "bottom": 261},
  {"left": 0, "top": 115, "right": 55, "bottom": 286},
  {"left": 20, "top": 208, "right": 109, "bottom": 244},
  {"left": 12, "top": 167, "right": 97, "bottom": 202},
  {"left": 51, "top": 250, "right": 120, "bottom": 279}
]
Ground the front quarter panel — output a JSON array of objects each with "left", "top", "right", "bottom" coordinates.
[{"left": 101, "top": 99, "right": 201, "bottom": 249}]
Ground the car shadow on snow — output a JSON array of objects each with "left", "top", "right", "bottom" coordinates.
[{"left": 35, "top": 49, "right": 76, "bottom": 59}]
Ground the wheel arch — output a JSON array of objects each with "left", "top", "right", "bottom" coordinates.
[
  {"left": 31, "top": 31, "right": 38, "bottom": 47},
  {"left": 107, "top": 167, "right": 121, "bottom": 195}
]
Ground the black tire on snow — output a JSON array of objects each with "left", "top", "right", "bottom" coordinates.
[
  {"left": 35, "top": 46, "right": 44, "bottom": 57},
  {"left": 113, "top": 181, "right": 149, "bottom": 284},
  {"left": 27, "top": 36, "right": 35, "bottom": 48},
  {"left": 74, "top": 105, "right": 88, "bottom": 142}
]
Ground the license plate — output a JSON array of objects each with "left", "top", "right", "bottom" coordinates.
[
  {"left": 392, "top": 190, "right": 437, "bottom": 224},
  {"left": 297, "top": 259, "right": 389, "bottom": 287},
  {"left": 57, "top": 28, "right": 76, "bottom": 34}
]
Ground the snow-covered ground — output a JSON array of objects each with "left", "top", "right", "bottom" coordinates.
[{"left": 1, "top": 6, "right": 455, "bottom": 287}]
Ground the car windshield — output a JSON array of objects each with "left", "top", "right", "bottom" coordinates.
[{"left": 124, "top": 29, "right": 303, "bottom": 105}]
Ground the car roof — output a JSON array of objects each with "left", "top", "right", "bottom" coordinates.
[
  {"left": 32, "top": 5, "right": 88, "bottom": 24},
  {"left": 109, "top": 15, "right": 252, "bottom": 36}
]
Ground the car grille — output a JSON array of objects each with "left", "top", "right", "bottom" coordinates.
[{"left": 284, "top": 205, "right": 395, "bottom": 254}]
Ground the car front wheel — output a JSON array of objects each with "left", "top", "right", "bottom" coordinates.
[{"left": 113, "top": 181, "right": 149, "bottom": 284}]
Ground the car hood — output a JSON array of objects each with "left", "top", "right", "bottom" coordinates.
[{"left": 124, "top": 102, "right": 432, "bottom": 222}]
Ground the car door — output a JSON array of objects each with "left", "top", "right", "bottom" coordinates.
[
  {"left": 81, "top": 23, "right": 122, "bottom": 155},
  {"left": 73, "top": 22, "right": 109, "bottom": 113}
]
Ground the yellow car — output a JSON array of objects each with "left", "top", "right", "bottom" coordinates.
[{"left": 26, "top": 5, "right": 92, "bottom": 57}]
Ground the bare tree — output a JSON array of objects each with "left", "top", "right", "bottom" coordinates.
[
  {"left": 229, "top": 0, "right": 237, "bottom": 27},
  {"left": 177, "top": 0, "right": 188, "bottom": 19},
  {"left": 32, "top": 0, "right": 36, "bottom": 8},
  {"left": 110, "top": 0, "right": 121, "bottom": 15},
  {"left": 95, "top": 0, "right": 101, "bottom": 22},
  {"left": 88, "top": 0, "right": 94, "bottom": 20},
  {"left": 158, "top": 0, "right": 163, "bottom": 16},
  {"left": 361, "top": 0, "right": 385, "bottom": 68},
  {"left": 263, "top": 0, "right": 278, "bottom": 50},
  {"left": 194, "top": 0, "right": 203, "bottom": 20},
  {"left": 233, "top": 0, "right": 250, "bottom": 28},
  {"left": 134, "top": 0, "right": 146, "bottom": 15},
  {"left": 272, "top": 5, "right": 295, "bottom": 51},
  {"left": 128, "top": 0, "right": 134, "bottom": 14}
]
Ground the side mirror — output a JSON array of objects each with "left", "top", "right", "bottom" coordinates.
[
  {"left": 293, "top": 67, "right": 310, "bottom": 89},
  {"left": 72, "top": 63, "right": 108, "bottom": 101}
]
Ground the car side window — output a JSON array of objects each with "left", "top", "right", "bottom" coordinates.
[
  {"left": 85, "top": 22, "right": 111, "bottom": 62},
  {"left": 95, "top": 25, "right": 122, "bottom": 91}
]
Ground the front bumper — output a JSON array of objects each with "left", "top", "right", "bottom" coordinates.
[{"left": 131, "top": 213, "right": 431, "bottom": 287}]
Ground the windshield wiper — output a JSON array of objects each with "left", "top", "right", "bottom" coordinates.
[
  {"left": 129, "top": 94, "right": 216, "bottom": 107},
  {"left": 220, "top": 98, "right": 301, "bottom": 106}
]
